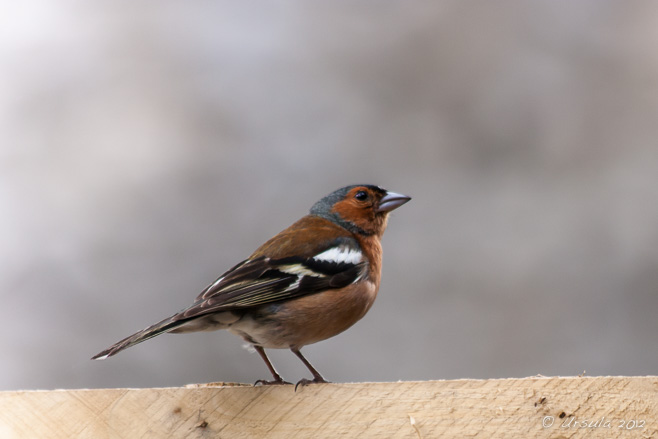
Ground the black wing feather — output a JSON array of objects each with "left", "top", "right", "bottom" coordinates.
[
  {"left": 92, "top": 237, "right": 366, "bottom": 360},
  {"left": 180, "top": 239, "right": 366, "bottom": 318}
]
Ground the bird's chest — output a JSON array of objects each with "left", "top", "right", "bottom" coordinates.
[{"left": 228, "top": 280, "right": 378, "bottom": 349}]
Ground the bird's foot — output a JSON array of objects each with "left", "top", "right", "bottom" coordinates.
[{"left": 294, "top": 377, "right": 330, "bottom": 392}]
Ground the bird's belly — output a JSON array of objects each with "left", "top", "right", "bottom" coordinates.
[{"left": 228, "top": 281, "right": 378, "bottom": 349}]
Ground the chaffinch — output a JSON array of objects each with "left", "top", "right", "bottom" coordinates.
[{"left": 92, "top": 184, "right": 411, "bottom": 387}]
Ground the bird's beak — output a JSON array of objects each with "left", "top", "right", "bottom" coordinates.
[{"left": 376, "top": 191, "right": 411, "bottom": 213}]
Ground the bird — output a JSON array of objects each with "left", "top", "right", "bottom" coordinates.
[{"left": 92, "top": 184, "right": 411, "bottom": 387}]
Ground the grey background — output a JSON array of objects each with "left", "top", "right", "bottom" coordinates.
[{"left": 2, "top": 1, "right": 657, "bottom": 390}]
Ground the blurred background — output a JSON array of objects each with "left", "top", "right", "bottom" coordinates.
[{"left": 2, "top": 0, "right": 657, "bottom": 390}]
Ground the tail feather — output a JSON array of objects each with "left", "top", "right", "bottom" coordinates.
[{"left": 91, "top": 314, "right": 191, "bottom": 360}]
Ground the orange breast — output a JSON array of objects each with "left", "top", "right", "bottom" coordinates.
[{"left": 232, "top": 280, "right": 379, "bottom": 349}]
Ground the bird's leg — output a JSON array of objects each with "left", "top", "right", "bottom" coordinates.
[
  {"left": 253, "top": 345, "right": 291, "bottom": 386},
  {"left": 291, "top": 347, "right": 330, "bottom": 390}
]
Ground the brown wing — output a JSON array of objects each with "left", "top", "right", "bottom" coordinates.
[
  {"left": 91, "top": 216, "right": 366, "bottom": 360},
  {"left": 180, "top": 235, "right": 366, "bottom": 318}
]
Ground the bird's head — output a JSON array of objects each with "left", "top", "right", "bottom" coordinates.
[{"left": 310, "top": 185, "right": 411, "bottom": 236}]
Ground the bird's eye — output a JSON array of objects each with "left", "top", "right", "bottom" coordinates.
[{"left": 355, "top": 191, "right": 368, "bottom": 201}]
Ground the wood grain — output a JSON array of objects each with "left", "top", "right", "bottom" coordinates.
[{"left": 1, "top": 377, "right": 656, "bottom": 438}]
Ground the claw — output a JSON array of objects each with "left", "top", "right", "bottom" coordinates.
[{"left": 294, "top": 377, "right": 329, "bottom": 392}]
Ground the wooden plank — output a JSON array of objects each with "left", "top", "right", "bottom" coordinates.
[{"left": 1, "top": 377, "right": 656, "bottom": 438}]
